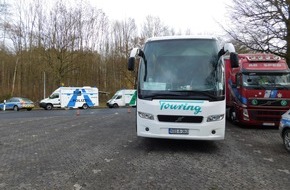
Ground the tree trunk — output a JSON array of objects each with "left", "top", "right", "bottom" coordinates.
[{"left": 11, "top": 58, "right": 19, "bottom": 96}]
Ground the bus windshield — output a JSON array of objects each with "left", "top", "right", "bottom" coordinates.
[{"left": 138, "top": 39, "right": 224, "bottom": 101}]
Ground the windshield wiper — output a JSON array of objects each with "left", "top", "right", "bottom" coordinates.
[
  {"left": 273, "top": 84, "right": 290, "bottom": 89},
  {"left": 142, "top": 93, "right": 182, "bottom": 100},
  {"left": 142, "top": 91, "right": 219, "bottom": 100},
  {"left": 187, "top": 91, "right": 220, "bottom": 100},
  {"left": 256, "top": 84, "right": 267, "bottom": 89}
]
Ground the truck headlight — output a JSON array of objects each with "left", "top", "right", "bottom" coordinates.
[
  {"left": 138, "top": 111, "right": 154, "bottom": 120},
  {"left": 207, "top": 114, "right": 224, "bottom": 122},
  {"left": 243, "top": 109, "right": 249, "bottom": 117}
]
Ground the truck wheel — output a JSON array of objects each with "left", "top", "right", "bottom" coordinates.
[
  {"left": 283, "top": 129, "right": 290, "bottom": 152},
  {"left": 113, "top": 103, "right": 119, "bottom": 108},
  {"left": 82, "top": 103, "right": 88, "bottom": 109},
  {"left": 229, "top": 108, "right": 237, "bottom": 123},
  {"left": 45, "top": 104, "right": 53, "bottom": 110},
  {"left": 13, "top": 105, "right": 19, "bottom": 111}
]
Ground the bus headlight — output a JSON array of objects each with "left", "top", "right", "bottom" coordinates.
[
  {"left": 207, "top": 114, "right": 224, "bottom": 122},
  {"left": 138, "top": 111, "right": 154, "bottom": 120}
]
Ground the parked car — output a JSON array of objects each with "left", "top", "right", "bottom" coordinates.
[
  {"left": 0, "top": 97, "right": 34, "bottom": 111},
  {"left": 279, "top": 110, "right": 290, "bottom": 152}
]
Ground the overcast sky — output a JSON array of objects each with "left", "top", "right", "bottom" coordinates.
[{"left": 89, "top": 0, "right": 232, "bottom": 35}]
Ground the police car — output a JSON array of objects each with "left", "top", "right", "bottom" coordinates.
[
  {"left": 279, "top": 110, "right": 290, "bottom": 152},
  {"left": 0, "top": 97, "right": 34, "bottom": 111}
]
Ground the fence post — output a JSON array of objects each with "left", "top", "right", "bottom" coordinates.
[{"left": 3, "top": 100, "right": 6, "bottom": 111}]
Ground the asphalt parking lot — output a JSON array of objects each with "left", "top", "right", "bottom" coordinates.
[{"left": 0, "top": 108, "right": 289, "bottom": 190}]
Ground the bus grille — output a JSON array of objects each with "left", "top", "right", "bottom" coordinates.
[{"left": 157, "top": 115, "right": 203, "bottom": 123}]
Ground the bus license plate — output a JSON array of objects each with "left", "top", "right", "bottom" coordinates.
[{"left": 169, "top": 128, "right": 189, "bottom": 135}]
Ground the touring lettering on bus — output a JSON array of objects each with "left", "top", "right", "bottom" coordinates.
[{"left": 159, "top": 100, "right": 202, "bottom": 114}]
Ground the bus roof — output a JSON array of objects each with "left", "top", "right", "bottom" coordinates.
[{"left": 146, "top": 35, "right": 218, "bottom": 42}]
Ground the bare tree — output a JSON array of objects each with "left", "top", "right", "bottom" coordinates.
[
  {"left": 109, "top": 18, "right": 138, "bottom": 89},
  {"left": 111, "top": 18, "right": 137, "bottom": 57},
  {"left": 224, "top": 0, "right": 290, "bottom": 63},
  {"left": 0, "top": 0, "right": 11, "bottom": 50},
  {"left": 140, "top": 15, "right": 171, "bottom": 40},
  {"left": 0, "top": 0, "right": 11, "bottom": 97},
  {"left": 40, "top": 1, "right": 83, "bottom": 86}
]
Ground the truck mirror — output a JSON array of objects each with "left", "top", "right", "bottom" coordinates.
[
  {"left": 218, "top": 43, "right": 236, "bottom": 58},
  {"left": 224, "top": 43, "right": 236, "bottom": 53},
  {"left": 128, "top": 57, "right": 135, "bottom": 71},
  {"left": 230, "top": 52, "right": 239, "bottom": 68}
]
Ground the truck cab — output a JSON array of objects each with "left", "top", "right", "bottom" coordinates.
[
  {"left": 39, "top": 89, "right": 61, "bottom": 110},
  {"left": 225, "top": 54, "right": 290, "bottom": 127},
  {"left": 107, "top": 89, "right": 136, "bottom": 108}
]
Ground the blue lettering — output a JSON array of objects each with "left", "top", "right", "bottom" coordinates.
[
  {"left": 194, "top": 106, "right": 202, "bottom": 114},
  {"left": 186, "top": 105, "right": 194, "bottom": 111},
  {"left": 164, "top": 104, "right": 170, "bottom": 109},
  {"left": 159, "top": 101, "right": 203, "bottom": 114}
]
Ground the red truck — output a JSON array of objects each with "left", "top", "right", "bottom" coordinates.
[{"left": 225, "top": 53, "right": 290, "bottom": 127}]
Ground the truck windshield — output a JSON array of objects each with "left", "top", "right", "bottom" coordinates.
[
  {"left": 242, "top": 73, "right": 290, "bottom": 89},
  {"left": 138, "top": 39, "right": 223, "bottom": 101}
]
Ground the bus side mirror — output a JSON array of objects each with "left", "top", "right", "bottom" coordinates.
[
  {"left": 128, "top": 57, "right": 135, "bottom": 71},
  {"left": 128, "top": 48, "right": 141, "bottom": 71},
  {"left": 230, "top": 52, "right": 239, "bottom": 68}
]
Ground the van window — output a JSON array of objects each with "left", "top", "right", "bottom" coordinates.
[{"left": 50, "top": 94, "right": 59, "bottom": 99}]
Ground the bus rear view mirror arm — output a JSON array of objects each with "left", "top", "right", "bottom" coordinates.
[
  {"left": 218, "top": 43, "right": 236, "bottom": 59},
  {"left": 128, "top": 48, "right": 148, "bottom": 81}
]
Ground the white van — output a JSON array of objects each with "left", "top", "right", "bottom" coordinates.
[
  {"left": 107, "top": 89, "right": 136, "bottom": 108},
  {"left": 39, "top": 86, "right": 99, "bottom": 110}
]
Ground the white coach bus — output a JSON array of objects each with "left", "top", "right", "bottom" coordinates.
[{"left": 128, "top": 36, "right": 238, "bottom": 140}]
